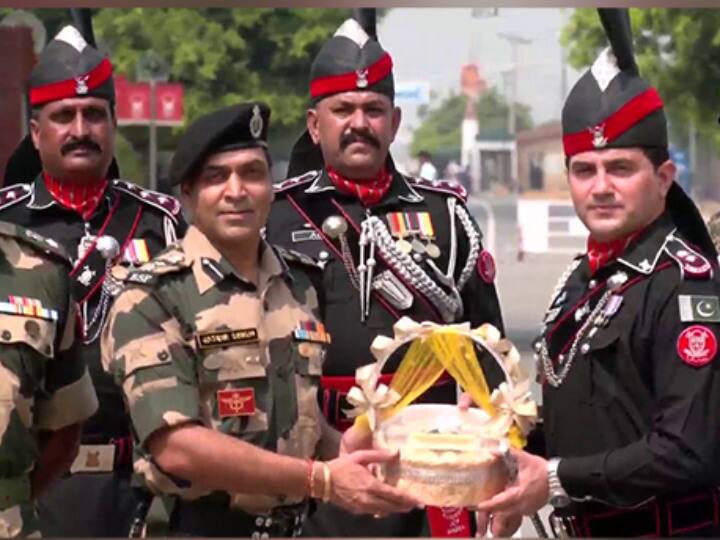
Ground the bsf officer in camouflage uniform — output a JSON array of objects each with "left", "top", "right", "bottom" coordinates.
[
  {"left": 477, "top": 10, "right": 720, "bottom": 537},
  {"left": 0, "top": 222, "right": 97, "bottom": 537},
  {"left": 267, "top": 18, "right": 505, "bottom": 538},
  {"left": 706, "top": 212, "right": 720, "bottom": 255},
  {"left": 101, "top": 102, "right": 420, "bottom": 537},
  {"left": 0, "top": 26, "right": 185, "bottom": 537}
]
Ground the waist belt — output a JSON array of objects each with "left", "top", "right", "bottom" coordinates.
[
  {"left": 0, "top": 475, "right": 31, "bottom": 511},
  {"left": 552, "top": 489, "right": 720, "bottom": 537},
  {"left": 320, "top": 372, "right": 453, "bottom": 431},
  {"left": 70, "top": 435, "right": 133, "bottom": 474}
]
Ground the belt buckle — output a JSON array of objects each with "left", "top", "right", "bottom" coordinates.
[{"left": 70, "top": 444, "right": 115, "bottom": 473}]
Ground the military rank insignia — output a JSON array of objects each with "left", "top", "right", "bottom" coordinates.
[
  {"left": 385, "top": 212, "right": 440, "bottom": 259},
  {"left": 294, "top": 321, "right": 331, "bottom": 344},
  {"left": 0, "top": 296, "right": 58, "bottom": 321},
  {"left": 122, "top": 238, "right": 151, "bottom": 265},
  {"left": 217, "top": 388, "right": 256, "bottom": 417}
]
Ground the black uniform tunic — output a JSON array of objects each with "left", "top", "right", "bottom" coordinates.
[
  {"left": 0, "top": 174, "right": 186, "bottom": 537},
  {"left": 535, "top": 212, "right": 720, "bottom": 537},
  {"left": 267, "top": 166, "right": 504, "bottom": 537}
]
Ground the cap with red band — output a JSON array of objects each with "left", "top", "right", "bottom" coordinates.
[
  {"left": 28, "top": 25, "right": 115, "bottom": 107},
  {"left": 561, "top": 10, "right": 666, "bottom": 158},
  {"left": 309, "top": 18, "right": 394, "bottom": 103}
]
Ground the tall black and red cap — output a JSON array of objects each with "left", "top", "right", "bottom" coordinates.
[
  {"left": 561, "top": 9, "right": 666, "bottom": 157},
  {"left": 29, "top": 25, "right": 114, "bottom": 107},
  {"left": 309, "top": 18, "right": 394, "bottom": 103}
]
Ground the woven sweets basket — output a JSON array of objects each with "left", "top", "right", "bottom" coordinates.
[{"left": 345, "top": 317, "right": 537, "bottom": 508}]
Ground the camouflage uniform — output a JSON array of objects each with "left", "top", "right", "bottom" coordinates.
[
  {"left": 0, "top": 221, "right": 97, "bottom": 538},
  {"left": 101, "top": 225, "right": 327, "bottom": 537}
]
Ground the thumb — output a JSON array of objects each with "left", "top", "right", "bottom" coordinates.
[{"left": 458, "top": 392, "right": 473, "bottom": 411}]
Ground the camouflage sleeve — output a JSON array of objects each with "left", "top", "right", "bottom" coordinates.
[
  {"left": 34, "top": 298, "right": 98, "bottom": 430},
  {"left": 101, "top": 284, "right": 201, "bottom": 448}
]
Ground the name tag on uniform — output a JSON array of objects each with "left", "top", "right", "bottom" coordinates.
[
  {"left": 217, "top": 388, "right": 256, "bottom": 417},
  {"left": 291, "top": 230, "right": 322, "bottom": 243},
  {"left": 196, "top": 328, "right": 259, "bottom": 350},
  {"left": 678, "top": 295, "right": 720, "bottom": 323}
]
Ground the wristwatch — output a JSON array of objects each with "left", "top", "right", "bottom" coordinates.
[{"left": 547, "top": 458, "right": 570, "bottom": 508}]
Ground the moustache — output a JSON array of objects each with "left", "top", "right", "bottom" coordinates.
[
  {"left": 61, "top": 138, "right": 102, "bottom": 156},
  {"left": 340, "top": 130, "right": 380, "bottom": 151}
]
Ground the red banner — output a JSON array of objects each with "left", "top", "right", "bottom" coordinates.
[{"left": 115, "top": 74, "right": 184, "bottom": 126}]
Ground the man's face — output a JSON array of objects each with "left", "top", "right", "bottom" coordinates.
[
  {"left": 181, "top": 147, "right": 273, "bottom": 249},
  {"left": 568, "top": 147, "right": 675, "bottom": 242},
  {"left": 30, "top": 97, "right": 115, "bottom": 182},
  {"left": 307, "top": 91, "right": 401, "bottom": 179}
]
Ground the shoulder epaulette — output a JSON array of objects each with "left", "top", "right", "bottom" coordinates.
[
  {"left": 274, "top": 170, "right": 321, "bottom": 194},
  {"left": 664, "top": 234, "right": 713, "bottom": 280},
  {"left": 112, "top": 180, "right": 181, "bottom": 222},
  {"left": 405, "top": 176, "right": 468, "bottom": 202},
  {"left": 124, "top": 244, "right": 189, "bottom": 286},
  {"left": 0, "top": 220, "right": 70, "bottom": 264},
  {"left": 0, "top": 183, "right": 31, "bottom": 212},
  {"left": 274, "top": 244, "right": 321, "bottom": 270}
]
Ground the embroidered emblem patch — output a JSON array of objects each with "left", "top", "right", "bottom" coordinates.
[
  {"left": 677, "top": 325, "right": 717, "bottom": 367},
  {"left": 217, "top": 388, "right": 256, "bottom": 417},
  {"left": 476, "top": 250, "right": 496, "bottom": 284},
  {"left": 290, "top": 230, "right": 322, "bottom": 243},
  {"left": 196, "top": 328, "right": 259, "bottom": 350}
]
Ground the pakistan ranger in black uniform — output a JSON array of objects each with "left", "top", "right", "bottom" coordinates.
[
  {"left": 477, "top": 9, "right": 720, "bottom": 538},
  {"left": 267, "top": 17, "right": 504, "bottom": 538},
  {"left": 0, "top": 25, "right": 185, "bottom": 537}
]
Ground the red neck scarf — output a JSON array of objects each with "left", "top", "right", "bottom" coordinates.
[
  {"left": 327, "top": 166, "right": 393, "bottom": 206},
  {"left": 43, "top": 172, "right": 108, "bottom": 221},
  {"left": 587, "top": 230, "right": 643, "bottom": 275}
]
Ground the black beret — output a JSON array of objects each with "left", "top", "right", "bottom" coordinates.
[{"left": 170, "top": 102, "right": 270, "bottom": 185}]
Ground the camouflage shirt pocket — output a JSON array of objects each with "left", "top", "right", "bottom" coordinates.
[
  {"left": 0, "top": 313, "right": 57, "bottom": 359},
  {"left": 292, "top": 342, "right": 325, "bottom": 377},
  {"left": 200, "top": 344, "right": 267, "bottom": 382}
]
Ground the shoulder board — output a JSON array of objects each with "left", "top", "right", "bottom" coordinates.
[
  {"left": 664, "top": 234, "right": 713, "bottom": 280},
  {"left": 0, "top": 183, "right": 31, "bottom": 212},
  {"left": 112, "top": 180, "right": 181, "bottom": 222},
  {"left": 124, "top": 244, "right": 189, "bottom": 286},
  {"left": 404, "top": 175, "right": 468, "bottom": 202},
  {"left": 273, "top": 245, "right": 321, "bottom": 270},
  {"left": 274, "top": 170, "right": 321, "bottom": 194},
  {"left": 0, "top": 220, "right": 70, "bottom": 264}
]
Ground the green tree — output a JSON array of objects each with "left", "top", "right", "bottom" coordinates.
[
  {"left": 93, "top": 8, "right": 354, "bottom": 155},
  {"left": 561, "top": 8, "right": 720, "bottom": 148},
  {"left": 410, "top": 89, "right": 533, "bottom": 156}
]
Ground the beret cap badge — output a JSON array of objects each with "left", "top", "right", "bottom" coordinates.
[{"left": 249, "top": 105, "right": 263, "bottom": 139}]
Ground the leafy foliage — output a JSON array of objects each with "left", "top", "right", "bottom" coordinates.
[{"left": 410, "top": 89, "right": 533, "bottom": 156}]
